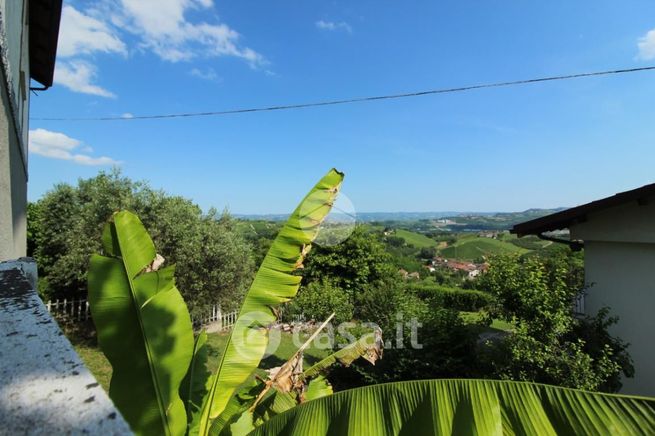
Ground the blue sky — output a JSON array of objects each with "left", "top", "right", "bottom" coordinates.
[{"left": 28, "top": 0, "right": 655, "bottom": 214}]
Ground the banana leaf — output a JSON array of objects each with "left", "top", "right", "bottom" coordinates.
[
  {"left": 303, "top": 332, "right": 383, "bottom": 379},
  {"left": 183, "top": 331, "right": 213, "bottom": 434},
  {"left": 304, "top": 376, "right": 333, "bottom": 402},
  {"left": 88, "top": 211, "right": 194, "bottom": 435},
  {"left": 251, "top": 379, "right": 655, "bottom": 435},
  {"left": 198, "top": 169, "right": 344, "bottom": 435}
]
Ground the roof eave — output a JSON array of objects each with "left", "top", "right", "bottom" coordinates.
[{"left": 29, "top": 0, "right": 63, "bottom": 88}]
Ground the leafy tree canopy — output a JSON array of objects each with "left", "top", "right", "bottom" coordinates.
[{"left": 30, "top": 169, "right": 254, "bottom": 315}]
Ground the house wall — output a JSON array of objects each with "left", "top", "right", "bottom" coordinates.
[
  {"left": 571, "top": 200, "right": 655, "bottom": 397},
  {"left": 0, "top": 0, "right": 30, "bottom": 261}
]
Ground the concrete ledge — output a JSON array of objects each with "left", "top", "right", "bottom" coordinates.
[{"left": 0, "top": 258, "right": 132, "bottom": 435}]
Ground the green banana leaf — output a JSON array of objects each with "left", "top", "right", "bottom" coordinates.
[
  {"left": 251, "top": 379, "right": 655, "bottom": 435},
  {"left": 198, "top": 169, "right": 344, "bottom": 434},
  {"left": 183, "top": 331, "right": 213, "bottom": 434},
  {"left": 304, "top": 333, "right": 382, "bottom": 379},
  {"left": 304, "top": 376, "right": 333, "bottom": 402},
  {"left": 88, "top": 211, "right": 194, "bottom": 436}
]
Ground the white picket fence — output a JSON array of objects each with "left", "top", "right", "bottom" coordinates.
[
  {"left": 45, "top": 298, "right": 238, "bottom": 331},
  {"left": 191, "top": 305, "right": 238, "bottom": 331},
  {"left": 46, "top": 298, "right": 90, "bottom": 321}
]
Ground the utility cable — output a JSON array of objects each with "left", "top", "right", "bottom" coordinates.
[{"left": 31, "top": 66, "right": 655, "bottom": 122}]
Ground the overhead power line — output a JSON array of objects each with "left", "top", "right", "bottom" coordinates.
[{"left": 32, "top": 66, "right": 655, "bottom": 122}]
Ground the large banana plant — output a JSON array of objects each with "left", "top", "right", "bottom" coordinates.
[
  {"left": 252, "top": 379, "right": 655, "bottom": 435},
  {"left": 88, "top": 211, "right": 195, "bottom": 436},
  {"left": 88, "top": 168, "right": 346, "bottom": 435}
]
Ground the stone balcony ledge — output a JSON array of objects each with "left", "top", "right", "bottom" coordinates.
[{"left": 0, "top": 258, "right": 132, "bottom": 435}]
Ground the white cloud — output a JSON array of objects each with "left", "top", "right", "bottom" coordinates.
[
  {"left": 29, "top": 128, "right": 120, "bottom": 166},
  {"left": 53, "top": 1, "right": 265, "bottom": 98},
  {"left": 316, "top": 20, "right": 352, "bottom": 33},
  {"left": 189, "top": 67, "right": 220, "bottom": 81},
  {"left": 54, "top": 61, "right": 116, "bottom": 98},
  {"left": 58, "top": 5, "right": 126, "bottom": 57},
  {"left": 110, "top": 0, "right": 266, "bottom": 65},
  {"left": 120, "top": 112, "right": 134, "bottom": 119},
  {"left": 637, "top": 29, "right": 655, "bottom": 60}
]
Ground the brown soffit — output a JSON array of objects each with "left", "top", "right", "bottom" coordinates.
[{"left": 29, "top": 0, "right": 63, "bottom": 88}]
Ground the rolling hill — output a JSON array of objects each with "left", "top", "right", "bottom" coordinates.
[{"left": 439, "top": 236, "right": 528, "bottom": 260}]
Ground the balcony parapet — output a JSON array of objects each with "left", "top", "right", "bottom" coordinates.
[{"left": 0, "top": 258, "right": 132, "bottom": 434}]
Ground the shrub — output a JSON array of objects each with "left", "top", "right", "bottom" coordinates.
[
  {"left": 477, "top": 253, "right": 633, "bottom": 392},
  {"left": 330, "top": 308, "right": 480, "bottom": 390},
  {"left": 407, "top": 283, "right": 495, "bottom": 311},
  {"left": 285, "top": 278, "right": 354, "bottom": 325}
]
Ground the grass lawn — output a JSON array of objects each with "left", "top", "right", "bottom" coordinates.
[
  {"left": 71, "top": 329, "right": 334, "bottom": 393},
  {"left": 395, "top": 229, "right": 438, "bottom": 248},
  {"left": 459, "top": 311, "right": 514, "bottom": 334},
  {"left": 74, "top": 341, "right": 112, "bottom": 391}
]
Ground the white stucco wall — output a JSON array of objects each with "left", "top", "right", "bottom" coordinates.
[
  {"left": 0, "top": 0, "right": 30, "bottom": 261},
  {"left": 571, "top": 199, "right": 655, "bottom": 397},
  {"left": 581, "top": 241, "right": 655, "bottom": 396}
]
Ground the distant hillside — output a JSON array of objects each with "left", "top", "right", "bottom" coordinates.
[
  {"left": 439, "top": 235, "right": 528, "bottom": 260},
  {"left": 394, "top": 229, "right": 439, "bottom": 248},
  {"left": 435, "top": 208, "right": 567, "bottom": 232},
  {"left": 236, "top": 208, "right": 567, "bottom": 231}
]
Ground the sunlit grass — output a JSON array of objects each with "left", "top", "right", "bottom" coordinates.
[{"left": 72, "top": 329, "right": 334, "bottom": 393}]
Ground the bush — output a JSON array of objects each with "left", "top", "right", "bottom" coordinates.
[
  {"left": 407, "top": 283, "right": 495, "bottom": 311},
  {"left": 329, "top": 308, "right": 480, "bottom": 390},
  {"left": 285, "top": 278, "right": 354, "bottom": 325},
  {"left": 477, "top": 253, "right": 633, "bottom": 392}
]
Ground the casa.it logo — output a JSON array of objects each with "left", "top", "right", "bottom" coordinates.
[
  {"left": 230, "top": 311, "right": 281, "bottom": 359},
  {"left": 299, "top": 190, "right": 356, "bottom": 247}
]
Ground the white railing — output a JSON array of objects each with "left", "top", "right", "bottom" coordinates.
[
  {"left": 191, "top": 305, "right": 238, "bottom": 331},
  {"left": 46, "top": 298, "right": 90, "bottom": 322},
  {"left": 44, "top": 298, "right": 238, "bottom": 331}
]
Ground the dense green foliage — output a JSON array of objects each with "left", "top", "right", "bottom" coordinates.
[
  {"left": 302, "top": 226, "right": 399, "bottom": 320},
  {"left": 29, "top": 170, "right": 253, "bottom": 315},
  {"left": 407, "top": 283, "right": 495, "bottom": 311},
  {"left": 286, "top": 278, "right": 353, "bottom": 325},
  {"left": 478, "top": 253, "right": 633, "bottom": 392},
  {"left": 330, "top": 308, "right": 480, "bottom": 390}
]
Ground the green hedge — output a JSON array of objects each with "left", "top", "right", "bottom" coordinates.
[{"left": 407, "top": 283, "right": 494, "bottom": 311}]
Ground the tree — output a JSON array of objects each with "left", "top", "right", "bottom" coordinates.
[
  {"left": 31, "top": 170, "right": 253, "bottom": 315},
  {"left": 301, "top": 226, "right": 402, "bottom": 325},
  {"left": 478, "top": 253, "right": 633, "bottom": 392},
  {"left": 286, "top": 278, "right": 354, "bottom": 325}
]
